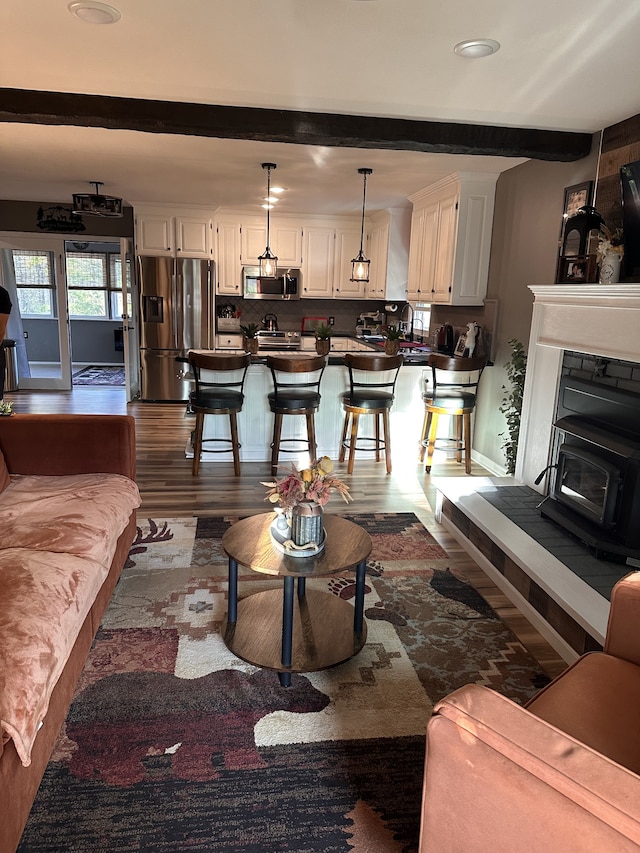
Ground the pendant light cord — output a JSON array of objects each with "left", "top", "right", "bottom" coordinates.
[{"left": 358, "top": 170, "right": 367, "bottom": 254}]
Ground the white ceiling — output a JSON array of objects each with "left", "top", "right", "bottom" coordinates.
[{"left": 1, "top": 0, "right": 639, "bottom": 216}]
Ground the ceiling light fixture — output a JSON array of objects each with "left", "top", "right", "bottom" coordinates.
[
  {"left": 68, "top": 2, "right": 121, "bottom": 24},
  {"left": 351, "top": 168, "right": 372, "bottom": 283},
  {"left": 454, "top": 39, "right": 500, "bottom": 58},
  {"left": 72, "top": 181, "right": 123, "bottom": 217},
  {"left": 258, "top": 163, "right": 278, "bottom": 278}
]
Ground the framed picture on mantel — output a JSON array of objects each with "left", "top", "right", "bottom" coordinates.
[
  {"left": 557, "top": 254, "right": 598, "bottom": 284},
  {"left": 562, "top": 181, "right": 594, "bottom": 222}
]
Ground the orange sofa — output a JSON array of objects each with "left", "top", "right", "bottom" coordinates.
[
  {"left": 419, "top": 571, "right": 640, "bottom": 852},
  {"left": 0, "top": 414, "right": 140, "bottom": 853}
]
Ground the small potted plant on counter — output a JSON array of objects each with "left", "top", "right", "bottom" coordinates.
[
  {"left": 383, "top": 326, "right": 404, "bottom": 356},
  {"left": 314, "top": 322, "right": 332, "bottom": 356},
  {"left": 240, "top": 322, "right": 259, "bottom": 355}
]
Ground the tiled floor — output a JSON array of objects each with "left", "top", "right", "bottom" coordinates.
[{"left": 476, "top": 485, "right": 630, "bottom": 600}]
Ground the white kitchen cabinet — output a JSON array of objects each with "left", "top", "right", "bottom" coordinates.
[
  {"left": 136, "top": 214, "right": 174, "bottom": 255},
  {"left": 216, "top": 221, "right": 243, "bottom": 296},
  {"left": 407, "top": 172, "right": 498, "bottom": 306},
  {"left": 240, "top": 219, "right": 303, "bottom": 267},
  {"left": 215, "top": 333, "right": 243, "bottom": 349},
  {"left": 301, "top": 225, "right": 335, "bottom": 298},
  {"left": 136, "top": 212, "right": 212, "bottom": 258},
  {"left": 175, "top": 217, "right": 212, "bottom": 258},
  {"left": 333, "top": 226, "right": 367, "bottom": 299}
]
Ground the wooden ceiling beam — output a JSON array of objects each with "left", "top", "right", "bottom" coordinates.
[{"left": 0, "top": 88, "right": 592, "bottom": 162}]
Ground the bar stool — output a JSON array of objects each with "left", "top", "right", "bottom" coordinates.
[
  {"left": 267, "top": 354, "right": 327, "bottom": 476},
  {"left": 339, "top": 352, "right": 403, "bottom": 474},
  {"left": 419, "top": 354, "right": 486, "bottom": 475},
  {"left": 181, "top": 351, "right": 251, "bottom": 476}
]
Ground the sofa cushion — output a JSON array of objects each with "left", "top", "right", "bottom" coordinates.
[
  {"left": 0, "top": 472, "right": 140, "bottom": 767},
  {"left": 0, "top": 449, "right": 9, "bottom": 494},
  {"left": 526, "top": 651, "right": 640, "bottom": 774},
  {"left": 0, "top": 472, "right": 140, "bottom": 567}
]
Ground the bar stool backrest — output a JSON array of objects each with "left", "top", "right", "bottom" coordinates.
[
  {"left": 187, "top": 351, "right": 251, "bottom": 402},
  {"left": 267, "top": 354, "right": 327, "bottom": 400},
  {"left": 344, "top": 352, "right": 403, "bottom": 397},
  {"left": 427, "top": 354, "right": 486, "bottom": 405}
]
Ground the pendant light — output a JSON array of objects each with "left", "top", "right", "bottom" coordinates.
[
  {"left": 351, "top": 168, "right": 372, "bottom": 282},
  {"left": 258, "top": 163, "right": 278, "bottom": 278}
]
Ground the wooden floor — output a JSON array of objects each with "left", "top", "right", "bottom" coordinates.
[{"left": 4, "top": 385, "right": 567, "bottom": 679}]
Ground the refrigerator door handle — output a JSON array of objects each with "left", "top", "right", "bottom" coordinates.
[{"left": 173, "top": 258, "right": 182, "bottom": 351}]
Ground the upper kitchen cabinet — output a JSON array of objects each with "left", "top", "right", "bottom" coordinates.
[
  {"left": 215, "top": 219, "right": 243, "bottom": 296},
  {"left": 407, "top": 172, "right": 498, "bottom": 305},
  {"left": 135, "top": 208, "right": 213, "bottom": 258},
  {"left": 333, "top": 225, "right": 367, "bottom": 299},
  {"left": 300, "top": 225, "right": 335, "bottom": 298},
  {"left": 240, "top": 217, "right": 303, "bottom": 267},
  {"left": 366, "top": 209, "right": 411, "bottom": 301}
]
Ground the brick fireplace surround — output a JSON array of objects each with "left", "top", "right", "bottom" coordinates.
[{"left": 434, "top": 284, "right": 640, "bottom": 665}]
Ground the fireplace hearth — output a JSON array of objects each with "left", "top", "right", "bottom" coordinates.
[{"left": 539, "top": 372, "right": 640, "bottom": 560}]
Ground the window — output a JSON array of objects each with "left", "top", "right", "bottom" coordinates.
[
  {"left": 65, "top": 249, "right": 131, "bottom": 319},
  {"left": 13, "top": 250, "right": 56, "bottom": 317}
]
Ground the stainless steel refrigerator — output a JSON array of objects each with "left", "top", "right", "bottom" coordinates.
[{"left": 138, "top": 256, "right": 214, "bottom": 401}]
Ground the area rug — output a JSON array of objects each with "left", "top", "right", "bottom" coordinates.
[
  {"left": 18, "top": 513, "right": 550, "bottom": 853},
  {"left": 73, "top": 365, "right": 126, "bottom": 386}
]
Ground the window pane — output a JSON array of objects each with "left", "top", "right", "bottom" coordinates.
[
  {"left": 68, "top": 289, "right": 107, "bottom": 317},
  {"left": 17, "top": 288, "right": 52, "bottom": 316},
  {"left": 13, "top": 250, "right": 52, "bottom": 286},
  {"left": 66, "top": 253, "right": 107, "bottom": 288}
]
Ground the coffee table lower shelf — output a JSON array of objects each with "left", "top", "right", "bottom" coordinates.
[{"left": 222, "top": 588, "right": 367, "bottom": 674}]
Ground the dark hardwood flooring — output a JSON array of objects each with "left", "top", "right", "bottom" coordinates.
[{"left": 4, "top": 385, "right": 567, "bottom": 679}]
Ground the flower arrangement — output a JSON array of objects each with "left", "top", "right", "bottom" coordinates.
[
  {"left": 0, "top": 401, "right": 13, "bottom": 415},
  {"left": 597, "top": 225, "right": 624, "bottom": 266},
  {"left": 262, "top": 456, "right": 352, "bottom": 511}
]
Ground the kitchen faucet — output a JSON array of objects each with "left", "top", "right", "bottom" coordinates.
[{"left": 399, "top": 303, "right": 414, "bottom": 340}]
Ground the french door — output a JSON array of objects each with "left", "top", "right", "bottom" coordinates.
[{"left": 0, "top": 234, "right": 72, "bottom": 390}]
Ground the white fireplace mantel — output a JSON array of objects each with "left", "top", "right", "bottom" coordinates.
[{"left": 517, "top": 285, "right": 640, "bottom": 490}]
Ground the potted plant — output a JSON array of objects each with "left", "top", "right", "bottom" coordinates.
[
  {"left": 499, "top": 338, "right": 527, "bottom": 475},
  {"left": 240, "top": 322, "right": 259, "bottom": 355},
  {"left": 383, "top": 325, "right": 404, "bottom": 356},
  {"left": 314, "top": 322, "right": 332, "bottom": 356}
]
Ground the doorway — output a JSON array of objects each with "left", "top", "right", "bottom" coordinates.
[{"left": 0, "top": 233, "right": 139, "bottom": 399}]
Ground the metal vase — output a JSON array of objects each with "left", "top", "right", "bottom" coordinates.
[{"left": 290, "top": 500, "right": 324, "bottom": 546}]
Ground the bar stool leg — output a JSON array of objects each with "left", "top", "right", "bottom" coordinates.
[
  {"left": 382, "top": 409, "right": 392, "bottom": 474},
  {"left": 229, "top": 412, "right": 241, "bottom": 476},
  {"left": 456, "top": 415, "right": 463, "bottom": 463},
  {"left": 347, "top": 411, "right": 359, "bottom": 474},
  {"left": 339, "top": 411, "right": 350, "bottom": 463},
  {"left": 193, "top": 411, "right": 204, "bottom": 476},
  {"left": 418, "top": 408, "right": 431, "bottom": 462},
  {"left": 463, "top": 412, "right": 472, "bottom": 474},
  {"left": 374, "top": 413, "right": 381, "bottom": 462},
  {"left": 425, "top": 411, "right": 439, "bottom": 473},
  {"left": 271, "top": 412, "right": 283, "bottom": 475},
  {"left": 306, "top": 411, "right": 317, "bottom": 464}
]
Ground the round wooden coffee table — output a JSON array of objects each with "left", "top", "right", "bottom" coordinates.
[{"left": 221, "top": 512, "right": 372, "bottom": 686}]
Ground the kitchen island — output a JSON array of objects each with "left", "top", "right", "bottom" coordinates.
[{"left": 189, "top": 337, "right": 432, "bottom": 464}]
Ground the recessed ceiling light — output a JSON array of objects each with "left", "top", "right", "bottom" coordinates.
[
  {"left": 261, "top": 203, "right": 275, "bottom": 210},
  {"left": 454, "top": 39, "right": 500, "bottom": 58},
  {"left": 270, "top": 187, "right": 285, "bottom": 195},
  {"left": 68, "top": 2, "right": 121, "bottom": 24}
]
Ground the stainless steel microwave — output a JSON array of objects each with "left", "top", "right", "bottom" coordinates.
[{"left": 242, "top": 266, "right": 301, "bottom": 300}]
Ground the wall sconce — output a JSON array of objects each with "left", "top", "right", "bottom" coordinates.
[{"left": 351, "top": 168, "right": 372, "bottom": 282}]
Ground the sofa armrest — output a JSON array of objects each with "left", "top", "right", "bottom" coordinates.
[
  {"left": 420, "top": 684, "right": 640, "bottom": 852},
  {"left": 604, "top": 572, "right": 640, "bottom": 665},
  {"left": 0, "top": 414, "right": 136, "bottom": 480}
]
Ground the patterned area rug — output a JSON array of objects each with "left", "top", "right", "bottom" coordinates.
[
  {"left": 73, "top": 366, "right": 126, "bottom": 386},
  {"left": 18, "top": 513, "right": 550, "bottom": 853}
]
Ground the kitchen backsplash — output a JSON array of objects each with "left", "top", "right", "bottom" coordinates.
[{"left": 217, "top": 297, "right": 388, "bottom": 335}]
